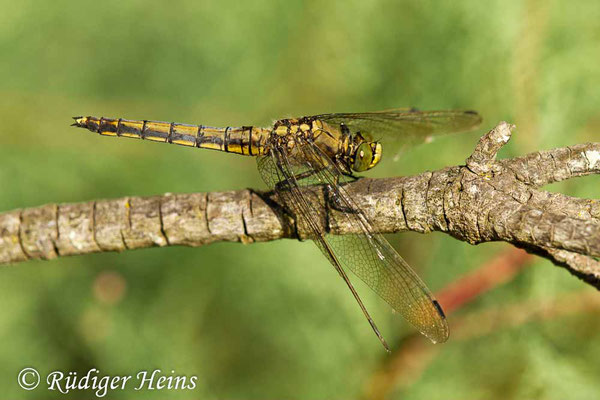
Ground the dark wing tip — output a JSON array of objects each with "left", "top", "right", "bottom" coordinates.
[
  {"left": 459, "top": 110, "right": 483, "bottom": 131},
  {"left": 432, "top": 300, "right": 446, "bottom": 319},
  {"left": 464, "top": 109, "right": 483, "bottom": 122}
]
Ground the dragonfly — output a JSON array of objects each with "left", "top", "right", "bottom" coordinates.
[{"left": 73, "top": 108, "right": 482, "bottom": 350}]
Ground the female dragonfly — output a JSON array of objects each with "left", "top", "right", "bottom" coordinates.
[{"left": 73, "top": 108, "right": 482, "bottom": 351}]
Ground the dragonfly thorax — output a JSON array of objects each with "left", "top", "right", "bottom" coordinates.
[{"left": 277, "top": 118, "right": 383, "bottom": 173}]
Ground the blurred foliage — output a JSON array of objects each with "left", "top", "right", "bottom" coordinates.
[{"left": 0, "top": 0, "right": 599, "bottom": 398}]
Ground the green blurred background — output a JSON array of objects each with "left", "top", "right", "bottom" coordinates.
[{"left": 1, "top": 0, "right": 599, "bottom": 398}]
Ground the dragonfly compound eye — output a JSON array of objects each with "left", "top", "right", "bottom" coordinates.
[
  {"left": 353, "top": 142, "right": 376, "bottom": 172},
  {"left": 369, "top": 142, "right": 382, "bottom": 169}
]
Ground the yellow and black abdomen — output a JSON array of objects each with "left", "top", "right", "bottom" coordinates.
[{"left": 73, "top": 116, "right": 269, "bottom": 156}]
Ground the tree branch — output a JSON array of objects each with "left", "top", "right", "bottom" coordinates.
[{"left": 1, "top": 122, "right": 599, "bottom": 288}]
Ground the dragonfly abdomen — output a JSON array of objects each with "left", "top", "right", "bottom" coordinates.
[{"left": 73, "top": 116, "right": 269, "bottom": 156}]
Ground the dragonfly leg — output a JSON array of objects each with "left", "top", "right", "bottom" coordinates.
[
  {"left": 345, "top": 173, "right": 362, "bottom": 182},
  {"left": 274, "top": 166, "right": 359, "bottom": 214},
  {"left": 324, "top": 171, "right": 361, "bottom": 214},
  {"left": 325, "top": 184, "right": 359, "bottom": 214}
]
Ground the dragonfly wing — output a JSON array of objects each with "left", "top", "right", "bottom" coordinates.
[
  {"left": 298, "top": 139, "right": 449, "bottom": 343},
  {"left": 312, "top": 109, "right": 482, "bottom": 158},
  {"left": 257, "top": 146, "right": 391, "bottom": 350},
  {"left": 257, "top": 139, "right": 449, "bottom": 344}
]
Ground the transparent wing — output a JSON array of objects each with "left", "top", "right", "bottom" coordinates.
[
  {"left": 311, "top": 109, "right": 482, "bottom": 156},
  {"left": 258, "top": 146, "right": 391, "bottom": 350},
  {"left": 257, "top": 139, "right": 449, "bottom": 345}
]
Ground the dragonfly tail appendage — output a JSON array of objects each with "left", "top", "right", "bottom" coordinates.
[{"left": 72, "top": 116, "right": 268, "bottom": 156}]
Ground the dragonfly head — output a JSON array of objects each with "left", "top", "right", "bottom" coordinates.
[{"left": 351, "top": 141, "right": 382, "bottom": 172}]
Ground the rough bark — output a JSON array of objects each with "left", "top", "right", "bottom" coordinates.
[{"left": 1, "top": 122, "right": 599, "bottom": 288}]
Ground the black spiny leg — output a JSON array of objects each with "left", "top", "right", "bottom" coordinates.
[
  {"left": 325, "top": 182, "right": 360, "bottom": 214},
  {"left": 345, "top": 173, "right": 362, "bottom": 182}
]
